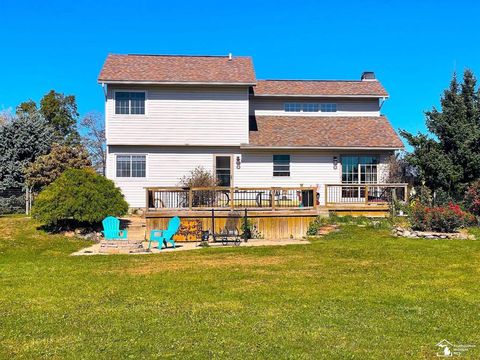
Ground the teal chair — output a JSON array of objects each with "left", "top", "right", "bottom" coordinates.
[
  {"left": 101, "top": 216, "right": 128, "bottom": 240},
  {"left": 148, "top": 216, "right": 180, "bottom": 250}
]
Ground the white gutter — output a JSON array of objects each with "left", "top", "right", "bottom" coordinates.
[
  {"left": 240, "top": 145, "right": 403, "bottom": 150},
  {"left": 379, "top": 96, "right": 388, "bottom": 109},
  {"left": 101, "top": 82, "right": 107, "bottom": 100},
  {"left": 98, "top": 80, "right": 256, "bottom": 86},
  {"left": 253, "top": 94, "right": 389, "bottom": 98}
]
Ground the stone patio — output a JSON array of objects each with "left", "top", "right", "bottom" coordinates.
[{"left": 71, "top": 238, "right": 310, "bottom": 256}]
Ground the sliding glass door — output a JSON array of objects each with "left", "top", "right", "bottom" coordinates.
[{"left": 341, "top": 156, "right": 378, "bottom": 199}]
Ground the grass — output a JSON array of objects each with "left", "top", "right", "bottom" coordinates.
[{"left": 1, "top": 216, "right": 480, "bottom": 359}]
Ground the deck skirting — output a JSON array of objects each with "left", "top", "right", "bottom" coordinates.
[{"left": 145, "top": 206, "right": 389, "bottom": 240}]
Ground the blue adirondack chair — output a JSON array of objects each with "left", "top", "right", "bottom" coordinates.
[
  {"left": 101, "top": 216, "right": 128, "bottom": 240},
  {"left": 148, "top": 216, "right": 180, "bottom": 250}
]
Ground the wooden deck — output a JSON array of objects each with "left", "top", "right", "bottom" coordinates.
[{"left": 143, "top": 185, "right": 406, "bottom": 240}]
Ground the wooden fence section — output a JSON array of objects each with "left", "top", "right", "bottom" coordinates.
[
  {"left": 146, "top": 187, "right": 317, "bottom": 211},
  {"left": 325, "top": 184, "right": 408, "bottom": 206}
]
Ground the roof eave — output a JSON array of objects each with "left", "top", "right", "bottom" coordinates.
[
  {"left": 252, "top": 93, "right": 389, "bottom": 98},
  {"left": 98, "top": 80, "right": 256, "bottom": 86},
  {"left": 240, "top": 145, "right": 403, "bottom": 150}
]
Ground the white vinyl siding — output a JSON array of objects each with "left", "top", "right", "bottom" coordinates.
[
  {"left": 106, "top": 85, "right": 249, "bottom": 146},
  {"left": 106, "top": 146, "right": 393, "bottom": 208},
  {"left": 251, "top": 97, "right": 380, "bottom": 116},
  {"left": 116, "top": 155, "right": 146, "bottom": 178}
]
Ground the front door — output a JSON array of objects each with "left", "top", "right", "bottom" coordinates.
[{"left": 215, "top": 156, "right": 232, "bottom": 187}]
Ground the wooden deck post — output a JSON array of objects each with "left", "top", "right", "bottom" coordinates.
[
  {"left": 364, "top": 185, "right": 369, "bottom": 205},
  {"left": 271, "top": 188, "right": 276, "bottom": 211},
  {"left": 324, "top": 185, "right": 328, "bottom": 206},
  {"left": 188, "top": 188, "right": 193, "bottom": 210},
  {"left": 145, "top": 188, "right": 149, "bottom": 212},
  {"left": 230, "top": 187, "right": 234, "bottom": 210},
  {"left": 313, "top": 187, "right": 318, "bottom": 209}
]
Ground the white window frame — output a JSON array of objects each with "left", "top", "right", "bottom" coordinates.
[
  {"left": 273, "top": 154, "right": 291, "bottom": 177},
  {"left": 114, "top": 90, "right": 148, "bottom": 116},
  {"left": 284, "top": 103, "right": 337, "bottom": 113},
  {"left": 340, "top": 155, "right": 379, "bottom": 184},
  {"left": 213, "top": 154, "right": 233, "bottom": 187},
  {"left": 115, "top": 154, "right": 148, "bottom": 179}
]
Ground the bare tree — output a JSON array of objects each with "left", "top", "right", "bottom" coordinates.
[
  {"left": 0, "top": 109, "right": 15, "bottom": 125},
  {"left": 385, "top": 152, "right": 416, "bottom": 185},
  {"left": 80, "top": 112, "right": 106, "bottom": 175}
]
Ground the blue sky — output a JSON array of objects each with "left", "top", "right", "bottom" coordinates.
[{"left": 1, "top": 0, "right": 479, "bottom": 139}]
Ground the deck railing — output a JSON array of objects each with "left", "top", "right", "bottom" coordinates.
[
  {"left": 325, "top": 183, "right": 408, "bottom": 206},
  {"left": 146, "top": 187, "right": 317, "bottom": 211}
]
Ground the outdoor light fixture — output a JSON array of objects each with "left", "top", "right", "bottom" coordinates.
[
  {"left": 236, "top": 156, "right": 241, "bottom": 169},
  {"left": 333, "top": 156, "right": 338, "bottom": 169}
]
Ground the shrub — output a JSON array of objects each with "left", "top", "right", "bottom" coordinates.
[
  {"left": 0, "top": 195, "right": 25, "bottom": 214},
  {"left": 413, "top": 185, "right": 433, "bottom": 206},
  {"left": 307, "top": 216, "right": 328, "bottom": 235},
  {"left": 410, "top": 202, "right": 476, "bottom": 232},
  {"left": 241, "top": 218, "right": 263, "bottom": 239},
  {"left": 428, "top": 206, "right": 464, "bottom": 233},
  {"left": 410, "top": 203, "right": 430, "bottom": 231},
  {"left": 464, "top": 180, "right": 480, "bottom": 216},
  {"left": 179, "top": 166, "right": 218, "bottom": 188},
  {"left": 32, "top": 168, "right": 128, "bottom": 226}
]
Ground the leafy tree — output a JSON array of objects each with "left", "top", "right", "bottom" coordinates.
[
  {"left": 16, "top": 100, "right": 37, "bottom": 115},
  {"left": 0, "top": 111, "right": 55, "bottom": 190},
  {"left": 24, "top": 143, "right": 92, "bottom": 190},
  {"left": 401, "top": 69, "right": 480, "bottom": 201},
  {"left": 39, "top": 90, "right": 80, "bottom": 144},
  {"left": 32, "top": 168, "right": 128, "bottom": 225},
  {"left": 80, "top": 112, "right": 106, "bottom": 175}
]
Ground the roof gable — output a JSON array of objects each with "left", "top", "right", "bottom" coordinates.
[{"left": 98, "top": 54, "right": 256, "bottom": 84}]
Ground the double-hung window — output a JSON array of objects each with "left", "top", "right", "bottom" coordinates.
[
  {"left": 273, "top": 155, "right": 290, "bottom": 176},
  {"left": 116, "top": 155, "right": 146, "bottom": 178},
  {"left": 115, "top": 92, "right": 145, "bottom": 115}
]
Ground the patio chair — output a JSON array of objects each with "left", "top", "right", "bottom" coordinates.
[
  {"left": 148, "top": 216, "right": 181, "bottom": 250},
  {"left": 101, "top": 216, "right": 128, "bottom": 240}
]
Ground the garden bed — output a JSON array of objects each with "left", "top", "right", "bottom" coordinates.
[{"left": 393, "top": 226, "right": 475, "bottom": 240}]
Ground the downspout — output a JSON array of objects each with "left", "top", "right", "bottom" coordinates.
[
  {"left": 379, "top": 96, "right": 387, "bottom": 110},
  {"left": 101, "top": 82, "right": 107, "bottom": 100}
]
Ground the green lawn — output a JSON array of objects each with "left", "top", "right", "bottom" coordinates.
[{"left": 1, "top": 216, "right": 479, "bottom": 359}]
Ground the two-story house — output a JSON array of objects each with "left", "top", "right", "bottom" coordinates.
[{"left": 98, "top": 54, "right": 403, "bottom": 210}]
